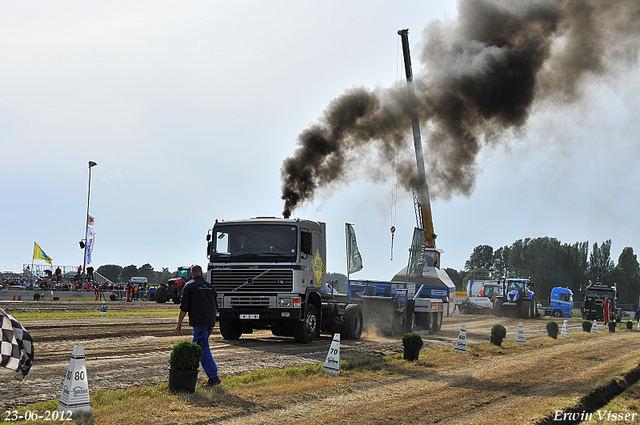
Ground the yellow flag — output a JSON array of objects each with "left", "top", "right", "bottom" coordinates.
[{"left": 33, "top": 242, "right": 53, "bottom": 264}]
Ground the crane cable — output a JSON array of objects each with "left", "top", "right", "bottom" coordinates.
[
  {"left": 390, "top": 156, "right": 397, "bottom": 261},
  {"left": 390, "top": 37, "right": 404, "bottom": 261}
]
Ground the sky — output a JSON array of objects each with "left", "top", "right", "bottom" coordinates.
[{"left": 1, "top": 1, "right": 639, "bottom": 281}]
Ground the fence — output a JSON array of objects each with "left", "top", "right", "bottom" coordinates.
[{"left": 20, "top": 264, "right": 113, "bottom": 285}]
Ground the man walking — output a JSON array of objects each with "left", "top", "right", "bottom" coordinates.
[{"left": 176, "top": 265, "right": 221, "bottom": 386}]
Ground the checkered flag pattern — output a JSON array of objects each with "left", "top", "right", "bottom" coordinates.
[{"left": 0, "top": 307, "right": 34, "bottom": 377}]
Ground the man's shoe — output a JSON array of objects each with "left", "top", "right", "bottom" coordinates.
[{"left": 206, "top": 376, "right": 221, "bottom": 386}]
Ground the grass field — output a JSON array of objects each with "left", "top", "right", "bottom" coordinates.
[{"left": 9, "top": 309, "right": 179, "bottom": 321}]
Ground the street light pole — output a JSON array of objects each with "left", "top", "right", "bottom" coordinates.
[{"left": 82, "top": 161, "right": 97, "bottom": 286}]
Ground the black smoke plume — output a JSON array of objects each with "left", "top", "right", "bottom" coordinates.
[{"left": 281, "top": 0, "right": 640, "bottom": 218}]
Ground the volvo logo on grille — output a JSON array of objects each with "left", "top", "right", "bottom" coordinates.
[{"left": 247, "top": 278, "right": 253, "bottom": 284}]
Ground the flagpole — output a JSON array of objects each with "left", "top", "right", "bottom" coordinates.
[
  {"left": 31, "top": 242, "right": 35, "bottom": 284},
  {"left": 83, "top": 161, "right": 97, "bottom": 286},
  {"left": 345, "top": 223, "right": 349, "bottom": 282}
]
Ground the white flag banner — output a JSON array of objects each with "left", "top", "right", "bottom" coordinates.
[{"left": 85, "top": 226, "right": 95, "bottom": 269}]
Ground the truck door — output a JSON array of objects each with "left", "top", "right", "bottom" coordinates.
[{"left": 299, "top": 229, "right": 314, "bottom": 289}]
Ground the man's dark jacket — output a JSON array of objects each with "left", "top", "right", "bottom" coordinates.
[{"left": 179, "top": 276, "right": 218, "bottom": 327}]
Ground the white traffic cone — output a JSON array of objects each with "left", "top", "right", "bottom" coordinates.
[
  {"left": 591, "top": 320, "right": 598, "bottom": 334},
  {"left": 58, "top": 345, "right": 91, "bottom": 414},
  {"left": 455, "top": 305, "right": 460, "bottom": 315},
  {"left": 516, "top": 322, "right": 526, "bottom": 345},
  {"left": 561, "top": 320, "right": 569, "bottom": 337},
  {"left": 99, "top": 302, "right": 107, "bottom": 314},
  {"left": 454, "top": 325, "right": 467, "bottom": 354},
  {"left": 323, "top": 333, "right": 341, "bottom": 376}
]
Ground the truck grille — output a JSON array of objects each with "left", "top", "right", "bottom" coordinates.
[
  {"left": 210, "top": 268, "right": 293, "bottom": 294},
  {"left": 228, "top": 296, "right": 273, "bottom": 308}
]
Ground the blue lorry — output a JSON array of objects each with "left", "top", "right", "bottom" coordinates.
[{"left": 548, "top": 287, "right": 574, "bottom": 318}]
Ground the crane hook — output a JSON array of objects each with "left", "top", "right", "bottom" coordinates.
[{"left": 390, "top": 226, "right": 396, "bottom": 261}]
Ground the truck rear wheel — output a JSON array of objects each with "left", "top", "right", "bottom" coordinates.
[
  {"left": 293, "top": 303, "right": 317, "bottom": 343},
  {"left": 521, "top": 300, "right": 533, "bottom": 319},
  {"left": 341, "top": 304, "right": 363, "bottom": 340},
  {"left": 494, "top": 299, "right": 503, "bottom": 317},
  {"left": 219, "top": 320, "right": 243, "bottom": 340},
  {"left": 172, "top": 287, "right": 182, "bottom": 304},
  {"left": 155, "top": 286, "right": 167, "bottom": 304},
  {"left": 434, "top": 312, "right": 443, "bottom": 332},
  {"left": 428, "top": 313, "right": 436, "bottom": 334}
]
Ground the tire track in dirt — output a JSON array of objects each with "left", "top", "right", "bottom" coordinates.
[{"left": 218, "top": 333, "right": 640, "bottom": 425}]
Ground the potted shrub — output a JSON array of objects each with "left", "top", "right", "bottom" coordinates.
[
  {"left": 110, "top": 293, "right": 117, "bottom": 301},
  {"left": 626, "top": 320, "right": 633, "bottom": 330},
  {"left": 490, "top": 324, "right": 506, "bottom": 347},
  {"left": 402, "top": 332, "right": 423, "bottom": 361},
  {"left": 168, "top": 341, "right": 203, "bottom": 393},
  {"left": 608, "top": 321, "right": 617, "bottom": 333},
  {"left": 33, "top": 293, "right": 40, "bottom": 301},
  {"left": 582, "top": 320, "right": 592, "bottom": 332},
  {"left": 546, "top": 321, "right": 558, "bottom": 339}
]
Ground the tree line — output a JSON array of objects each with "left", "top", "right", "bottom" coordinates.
[
  {"left": 96, "top": 237, "right": 640, "bottom": 305},
  {"left": 452, "top": 238, "right": 640, "bottom": 305},
  {"left": 96, "top": 264, "right": 177, "bottom": 286}
]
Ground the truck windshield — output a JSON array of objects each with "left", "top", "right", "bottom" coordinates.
[
  {"left": 483, "top": 286, "right": 501, "bottom": 298},
  {"left": 559, "top": 293, "right": 573, "bottom": 302},
  {"left": 506, "top": 280, "right": 526, "bottom": 291},
  {"left": 585, "top": 289, "right": 615, "bottom": 299},
  {"left": 210, "top": 224, "right": 297, "bottom": 263}
]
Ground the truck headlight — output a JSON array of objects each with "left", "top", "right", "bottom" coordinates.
[{"left": 279, "top": 298, "right": 292, "bottom": 307}]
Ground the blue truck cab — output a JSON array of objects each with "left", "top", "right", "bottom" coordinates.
[{"left": 549, "top": 287, "right": 573, "bottom": 318}]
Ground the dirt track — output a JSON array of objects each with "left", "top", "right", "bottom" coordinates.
[{"left": 1, "top": 301, "right": 638, "bottom": 424}]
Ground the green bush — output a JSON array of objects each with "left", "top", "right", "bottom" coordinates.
[
  {"left": 110, "top": 294, "right": 116, "bottom": 301},
  {"left": 401, "top": 332, "right": 424, "bottom": 350},
  {"left": 33, "top": 293, "right": 40, "bottom": 301},
  {"left": 582, "top": 320, "right": 592, "bottom": 332},
  {"left": 490, "top": 324, "right": 507, "bottom": 346},
  {"left": 169, "top": 341, "right": 203, "bottom": 371},
  {"left": 546, "top": 321, "right": 559, "bottom": 333},
  {"left": 491, "top": 324, "right": 506, "bottom": 339}
]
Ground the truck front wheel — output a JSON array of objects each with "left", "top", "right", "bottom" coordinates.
[
  {"left": 341, "top": 304, "right": 363, "bottom": 340},
  {"left": 219, "top": 320, "right": 243, "bottom": 340},
  {"left": 552, "top": 309, "right": 562, "bottom": 318},
  {"left": 293, "top": 303, "right": 318, "bottom": 343}
]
